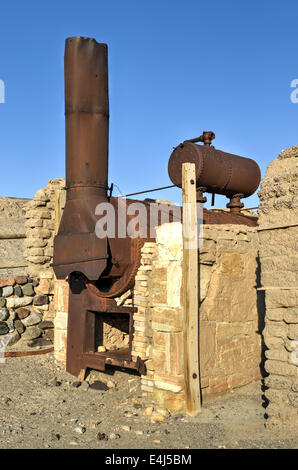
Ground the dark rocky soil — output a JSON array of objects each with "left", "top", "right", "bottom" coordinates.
[{"left": 0, "top": 352, "right": 296, "bottom": 449}]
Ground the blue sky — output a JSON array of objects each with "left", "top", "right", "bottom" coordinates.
[{"left": 0, "top": 0, "right": 297, "bottom": 209}]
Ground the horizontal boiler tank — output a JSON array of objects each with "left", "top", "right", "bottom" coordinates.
[{"left": 168, "top": 141, "right": 261, "bottom": 199}]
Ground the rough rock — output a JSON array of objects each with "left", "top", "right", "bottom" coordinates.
[
  {"left": 43, "top": 329, "right": 54, "bottom": 341},
  {"left": 0, "top": 308, "right": 9, "bottom": 321},
  {"left": 0, "top": 330, "right": 20, "bottom": 346},
  {"left": 15, "top": 276, "right": 28, "bottom": 285},
  {"left": 14, "top": 286, "right": 23, "bottom": 297},
  {"left": 14, "top": 320, "right": 25, "bottom": 334},
  {"left": 35, "top": 279, "right": 51, "bottom": 295},
  {"left": 21, "top": 283, "right": 35, "bottom": 296},
  {"left": 151, "top": 414, "right": 165, "bottom": 423},
  {"left": 0, "top": 278, "right": 15, "bottom": 288},
  {"left": 75, "top": 426, "right": 86, "bottom": 434},
  {"left": 22, "top": 312, "right": 42, "bottom": 327},
  {"left": 6, "top": 297, "right": 33, "bottom": 309},
  {"left": 15, "top": 307, "right": 30, "bottom": 319},
  {"left": 33, "top": 295, "right": 48, "bottom": 306},
  {"left": 7, "top": 319, "right": 15, "bottom": 332},
  {"left": 144, "top": 406, "right": 154, "bottom": 416},
  {"left": 89, "top": 381, "right": 109, "bottom": 391},
  {"left": 49, "top": 377, "right": 62, "bottom": 387},
  {"left": 21, "top": 326, "right": 42, "bottom": 340},
  {"left": 39, "top": 321, "right": 54, "bottom": 329},
  {"left": 72, "top": 381, "right": 81, "bottom": 388},
  {"left": 27, "top": 338, "right": 52, "bottom": 347},
  {"left": 121, "top": 425, "right": 131, "bottom": 432},
  {"left": 80, "top": 382, "right": 89, "bottom": 392},
  {"left": 2, "top": 286, "right": 14, "bottom": 297},
  {"left": 107, "top": 380, "right": 116, "bottom": 389},
  {"left": 155, "top": 406, "right": 170, "bottom": 417},
  {"left": 0, "top": 322, "right": 9, "bottom": 335}
]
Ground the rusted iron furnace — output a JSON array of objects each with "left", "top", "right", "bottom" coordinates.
[{"left": 53, "top": 37, "right": 261, "bottom": 380}]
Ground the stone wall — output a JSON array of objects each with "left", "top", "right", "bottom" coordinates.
[
  {"left": 0, "top": 179, "right": 65, "bottom": 351},
  {"left": 133, "top": 222, "right": 262, "bottom": 411},
  {"left": 258, "top": 145, "right": 298, "bottom": 426},
  {"left": 199, "top": 224, "right": 261, "bottom": 395},
  {"left": 24, "top": 178, "right": 65, "bottom": 280},
  {"left": 0, "top": 197, "right": 29, "bottom": 277},
  {"left": 0, "top": 275, "right": 54, "bottom": 349}
]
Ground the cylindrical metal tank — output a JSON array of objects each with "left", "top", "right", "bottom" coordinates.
[{"left": 168, "top": 141, "right": 261, "bottom": 198}]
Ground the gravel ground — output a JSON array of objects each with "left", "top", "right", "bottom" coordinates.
[{"left": 0, "top": 352, "right": 296, "bottom": 449}]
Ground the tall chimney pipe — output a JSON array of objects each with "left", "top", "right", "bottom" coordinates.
[
  {"left": 65, "top": 37, "right": 109, "bottom": 197},
  {"left": 53, "top": 37, "right": 109, "bottom": 280}
]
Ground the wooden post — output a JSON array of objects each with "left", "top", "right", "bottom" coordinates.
[{"left": 182, "top": 162, "right": 201, "bottom": 416}]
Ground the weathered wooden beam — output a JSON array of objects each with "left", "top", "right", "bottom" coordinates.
[{"left": 182, "top": 162, "right": 201, "bottom": 416}]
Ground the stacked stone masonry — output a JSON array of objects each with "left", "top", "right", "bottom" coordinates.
[
  {"left": 24, "top": 178, "right": 65, "bottom": 279},
  {"left": 0, "top": 179, "right": 66, "bottom": 350},
  {"left": 0, "top": 275, "right": 54, "bottom": 349},
  {"left": 135, "top": 222, "right": 262, "bottom": 412},
  {"left": 258, "top": 145, "right": 298, "bottom": 426},
  {"left": 0, "top": 197, "right": 29, "bottom": 277}
]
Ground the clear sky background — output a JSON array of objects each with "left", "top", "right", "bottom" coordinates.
[{"left": 0, "top": 0, "right": 297, "bottom": 209}]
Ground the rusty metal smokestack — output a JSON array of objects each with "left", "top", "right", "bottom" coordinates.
[
  {"left": 53, "top": 37, "right": 109, "bottom": 280},
  {"left": 65, "top": 37, "right": 109, "bottom": 197}
]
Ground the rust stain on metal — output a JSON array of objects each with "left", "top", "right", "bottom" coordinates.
[
  {"left": 53, "top": 37, "right": 110, "bottom": 281},
  {"left": 202, "top": 209, "right": 257, "bottom": 226},
  {"left": 168, "top": 132, "right": 261, "bottom": 211}
]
